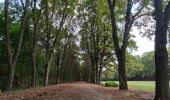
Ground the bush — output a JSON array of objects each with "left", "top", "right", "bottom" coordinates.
[{"left": 105, "top": 81, "right": 119, "bottom": 87}]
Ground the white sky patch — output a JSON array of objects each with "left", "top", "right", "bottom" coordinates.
[
  {"left": 132, "top": 28, "right": 154, "bottom": 56},
  {"left": 0, "top": 0, "right": 3, "bottom": 3}
]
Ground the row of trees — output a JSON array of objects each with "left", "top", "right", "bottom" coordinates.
[
  {"left": 1, "top": 0, "right": 170, "bottom": 99},
  {"left": 2, "top": 0, "right": 82, "bottom": 91}
]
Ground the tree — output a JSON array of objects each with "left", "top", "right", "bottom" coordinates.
[
  {"left": 4, "top": 0, "right": 29, "bottom": 91},
  {"left": 107, "top": 0, "right": 146, "bottom": 90},
  {"left": 141, "top": 51, "right": 154, "bottom": 79},
  {"left": 27, "top": 0, "right": 43, "bottom": 87},
  {"left": 154, "top": 0, "right": 170, "bottom": 99}
]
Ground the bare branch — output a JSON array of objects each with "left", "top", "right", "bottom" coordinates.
[
  {"left": 20, "top": 0, "right": 25, "bottom": 9},
  {"left": 132, "top": 6, "right": 144, "bottom": 20}
]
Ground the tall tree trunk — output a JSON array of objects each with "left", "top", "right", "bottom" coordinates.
[
  {"left": 44, "top": 59, "right": 52, "bottom": 86},
  {"left": 56, "top": 52, "right": 61, "bottom": 84},
  {"left": 154, "top": 21, "right": 169, "bottom": 99},
  {"left": 6, "top": 64, "right": 15, "bottom": 91},
  {"left": 44, "top": 0, "right": 52, "bottom": 86},
  {"left": 91, "top": 59, "right": 95, "bottom": 83},
  {"left": 95, "top": 59, "right": 99, "bottom": 84},
  {"left": 27, "top": 21, "right": 36, "bottom": 88},
  {"left": 31, "top": 50, "right": 36, "bottom": 87},
  {"left": 4, "top": 0, "right": 11, "bottom": 91},
  {"left": 56, "top": 65, "right": 60, "bottom": 84},
  {"left": 98, "top": 64, "right": 103, "bottom": 84},
  {"left": 87, "top": 64, "right": 91, "bottom": 82},
  {"left": 155, "top": 48, "right": 169, "bottom": 100},
  {"left": 26, "top": 16, "right": 36, "bottom": 87},
  {"left": 117, "top": 50, "right": 128, "bottom": 90},
  {"left": 154, "top": 0, "right": 170, "bottom": 99}
]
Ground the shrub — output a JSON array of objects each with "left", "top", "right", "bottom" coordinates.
[{"left": 105, "top": 81, "right": 119, "bottom": 87}]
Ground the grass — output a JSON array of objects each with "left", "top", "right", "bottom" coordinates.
[
  {"left": 102, "top": 81, "right": 155, "bottom": 92},
  {"left": 127, "top": 81, "right": 155, "bottom": 92},
  {"left": 103, "top": 81, "right": 170, "bottom": 92}
]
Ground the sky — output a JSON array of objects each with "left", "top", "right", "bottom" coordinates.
[
  {"left": 132, "top": 28, "right": 154, "bottom": 56},
  {"left": 0, "top": 0, "right": 154, "bottom": 56}
]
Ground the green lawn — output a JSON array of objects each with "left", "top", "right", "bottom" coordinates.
[
  {"left": 102, "top": 81, "right": 156, "bottom": 92},
  {"left": 102, "top": 81, "right": 170, "bottom": 92},
  {"left": 127, "top": 81, "right": 155, "bottom": 92}
]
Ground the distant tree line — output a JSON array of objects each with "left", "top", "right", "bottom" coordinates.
[{"left": 102, "top": 51, "right": 155, "bottom": 81}]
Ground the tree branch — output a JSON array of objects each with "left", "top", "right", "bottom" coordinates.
[
  {"left": 132, "top": 5, "right": 144, "bottom": 20},
  {"left": 107, "top": 0, "right": 120, "bottom": 52},
  {"left": 12, "top": 0, "right": 29, "bottom": 65},
  {"left": 121, "top": 0, "right": 133, "bottom": 51},
  {"left": 164, "top": 1, "right": 170, "bottom": 24},
  {"left": 134, "top": 13, "right": 152, "bottom": 20}
]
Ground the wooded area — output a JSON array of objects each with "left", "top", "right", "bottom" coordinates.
[{"left": 0, "top": 0, "right": 170, "bottom": 100}]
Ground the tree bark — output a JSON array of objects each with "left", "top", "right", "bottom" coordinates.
[
  {"left": 98, "top": 64, "right": 103, "bottom": 84},
  {"left": 31, "top": 49, "right": 36, "bottom": 87},
  {"left": 154, "top": 49, "right": 169, "bottom": 100},
  {"left": 95, "top": 56, "right": 99, "bottom": 84},
  {"left": 4, "top": 0, "right": 11, "bottom": 91},
  {"left": 91, "top": 59, "right": 95, "bottom": 83},
  {"left": 56, "top": 65, "right": 60, "bottom": 84},
  {"left": 44, "top": 62, "right": 51, "bottom": 86},
  {"left": 87, "top": 66, "right": 91, "bottom": 82},
  {"left": 6, "top": 64, "right": 15, "bottom": 91},
  {"left": 56, "top": 51, "right": 61, "bottom": 84},
  {"left": 154, "top": 0, "right": 170, "bottom": 99},
  {"left": 117, "top": 50, "right": 128, "bottom": 90}
]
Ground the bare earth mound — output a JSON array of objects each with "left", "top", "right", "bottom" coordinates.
[{"left": 0, "top": 82, "right": 154, "bottom": 100}]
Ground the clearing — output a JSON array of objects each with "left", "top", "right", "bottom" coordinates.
[{"left": 0, "top": 82, "right": 154, "bottom": 100}]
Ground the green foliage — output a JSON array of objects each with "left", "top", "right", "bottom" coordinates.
[
  {"left": 105, "top": 81, "right": 119, "bottom": 87},
  {"left": 102, "top": 67, "right": 116, "bottom": 80},
  {"left": 126, "top": 54, "right": 144, "bottom": 78},
  {"left": 141, "top": 51, "right": 154, "bottom": 78}
]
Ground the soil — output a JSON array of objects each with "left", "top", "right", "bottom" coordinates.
[{"left": 0, "top": 82, "right": 154, "bottom": 100}]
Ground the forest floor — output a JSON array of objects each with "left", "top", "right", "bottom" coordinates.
[{"left": 0, "top": 82, "right": 154, "bottom": 100}]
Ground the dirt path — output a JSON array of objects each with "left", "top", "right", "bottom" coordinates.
[{"left": 0, "top": 82, "right": 153, "bottom": 100}]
